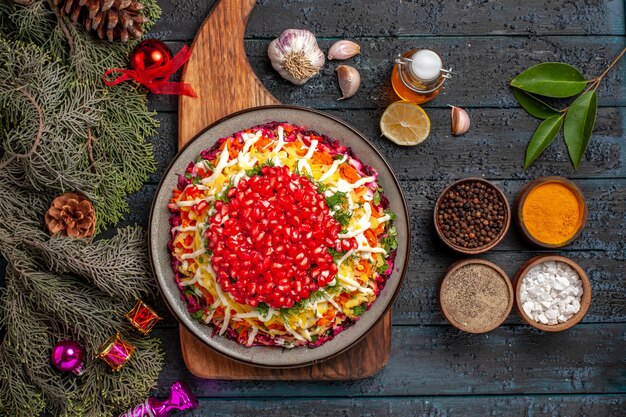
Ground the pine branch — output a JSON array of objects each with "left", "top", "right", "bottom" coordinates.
[
  {"left": 0, "top": 345, "right": 46, "bottom": 416},
  {"left": 0, "top": 13, "right": 157, "bottom": 231},
  {"left": 0, "top": 273, "right": 69, "bottom": 416},
  {"left": 11, "top": 259, "right": 128, "bottom": 342},
  {"left": 0, "top": 88, "right": 43, "bottom": 170},
  {"left": 24, "top": 226, "right": 156, "bottom": 302},
  {"left": 0, "top": 0, "right": 164, "bottom": 415}
]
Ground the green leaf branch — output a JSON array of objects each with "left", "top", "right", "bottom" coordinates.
[{"left": 511, "top": 47, "right": 626, "bottom": 169}]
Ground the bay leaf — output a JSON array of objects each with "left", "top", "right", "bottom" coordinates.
[
  {"left": 510, "top": 62, "right": 587, "bottom": 98},
  {"left": 512, "top": 88, "right": 560, "bottom": 119},
  {"left": 524, "top": 114, "right": 563, "bottom": 169},
  {"left": 564, "top": 90, "right": 598, "bottom": 169}
]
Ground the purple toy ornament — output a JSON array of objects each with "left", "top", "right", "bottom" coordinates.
[
  {"left": 118, "top": 381, "right": 198, "bottom": 417},
  {"left": 51, "top": 340, "right": 85, "bottom": 376}
]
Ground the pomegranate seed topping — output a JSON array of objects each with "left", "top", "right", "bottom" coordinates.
[{"left": 207, "top": 166, "right": 340, "bottom": 308}]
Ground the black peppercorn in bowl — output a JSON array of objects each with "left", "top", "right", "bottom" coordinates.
[{"left": 433, "top": 178, "right": 510, "bottom": 254}]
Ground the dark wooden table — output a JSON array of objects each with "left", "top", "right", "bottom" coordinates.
[{"left": 135, "top": 1, "right": 625, "bottom": 415}]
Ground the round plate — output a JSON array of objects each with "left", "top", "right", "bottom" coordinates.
[{"left": 149, "top": 105, "right": 410, "bottom": 368}]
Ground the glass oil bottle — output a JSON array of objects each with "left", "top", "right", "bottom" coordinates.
[{"left": 391, "top": 49, "right": 452, "bottom": 104}]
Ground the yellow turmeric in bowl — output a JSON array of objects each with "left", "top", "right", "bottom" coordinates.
[{"left": 521, "top": 182, "right": 584, "bottom": 246}]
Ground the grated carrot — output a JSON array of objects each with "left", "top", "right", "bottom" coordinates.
[
  {"left": 317, "top": 309, "right": 337, "bottom": 327},
  {"left": 364, "top": 229, "right": 378, "bottom": 247},
  {"left": 339, "top": 163, "right": 360, "bottom": 182},
  {"left": 311, "top": 151, "right": 334, "bottom": 165},
  {"left": 359, "top": 259, "right": 373, "bottom": 277}
]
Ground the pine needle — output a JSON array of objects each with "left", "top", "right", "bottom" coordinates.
[{"left": 0, "top": 0, "right": 164, "bottom": 415}]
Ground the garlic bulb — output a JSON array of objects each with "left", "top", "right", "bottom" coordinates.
[
  {"left": 450, "top": 106, "right": 470, "bottom": 136},
  {"left": 267, "top": 29, "right": 325, "bottom": 85},
  {"left": 336, "top": 65, "right": 361, "bottom": 100},
  {"left": 328, "top": 40, "right": 361, "bottom": 60}
]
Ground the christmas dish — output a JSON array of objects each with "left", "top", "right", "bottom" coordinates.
[
  {"left": 150, "top": 106, "right": 408, "bottom": 368},
  {"left": 168, "top": 122, "right": 398, "bottom": 348}
]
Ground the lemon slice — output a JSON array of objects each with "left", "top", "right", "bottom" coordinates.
[{"left": 380, "top": 101, "right": 431, "bottom": 146}]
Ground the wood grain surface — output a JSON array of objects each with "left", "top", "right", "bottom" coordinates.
[
  {"left": 2, "top": 0, "right": 623, "bottom": 415},
  {"left": 176, "top": 0, "right": 392, "bottom": 380},
  {"left": 148, "top": 36, "right": 626, "bottom": 112},
  {"left": 151, "top": 323, "right": 626, "bottom": 397},
  {"left": 177, "top": 0, "right": 276, "bottom": 146},
  {"left": 176, "top": 395, "right": 626, "bottom": 416},
  {"left": 149, "top": 1, "right": 625, "bottom": 411}
]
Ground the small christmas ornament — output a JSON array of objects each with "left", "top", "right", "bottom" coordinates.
[
  {"left": 125, "top": 299, "right": 162, "bottom": 335},
  {"left": 118, "top": 380, "right": 198, "bottom": 417},
  {"left": 103, "top": 42, "right": 198, "bottom": 97},
  {"left": 130, "top": 39, "right": 172, "bottom": 75},
  {"left": 97, "top": 333, "right": 135, "bottom": 371},
  {"left": 45, "top": 192, "right": 96, "bottom": 239},
  {"left": 51, "top": 340, "right": 85, "bottom": 376},
  {"left": 50, "top": 0, "right": 148, "bottom": 42}
]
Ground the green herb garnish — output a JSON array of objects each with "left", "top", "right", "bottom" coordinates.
[
  {"left": 246, "top": 159, "right": 275, "bottom": 177},
  {"left": 254, "top": 302, "right": 270, "bottom": 316},
  {"left": 351, "top": 304, "right": 367, "bottom": 317},
  {"left": 373, "top": 189, "right": 382, "bottom": 206},
  {"left": 380, "top": 226, "right": 398, "bottom": 252},
  {"left": 334, "top": 209, "right": 353, "bottom": 228},
  {"left": 191, "top": 310, "right": 205, "bottom": 321},
  {"left": 184, "top": 286, "right": 201, "bottom": 304},
  {"left": 384, "top": 209, "right": 397, "bottom": 221},
  {"left": 376, "top": 262, "right": 390, "bottom": 275},
  {"left": 325, "top": 191, "right": 347, "bottom": 209},
  {"left": 215, "top": 177, "right": 235, "bottom": 202},
  {"left": 280, "top": 285, "right": 343, "bottom": 317},
  {"left": 327, "top": 248, "right": 344, "bottom": 261}
]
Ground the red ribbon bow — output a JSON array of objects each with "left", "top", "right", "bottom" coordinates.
[{"left": 102, "top": 45, "right": 198, "bottom": 97}]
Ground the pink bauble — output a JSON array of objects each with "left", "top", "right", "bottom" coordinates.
[{"left": 51, "top": 340, "right": 85, "bottom": 376}]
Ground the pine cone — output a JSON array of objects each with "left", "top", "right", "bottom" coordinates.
[
  {"left": 51, "top": 0, "right": 148, "bottom": 42},
  {"left": 45, "top": 192, "right": 96, "bottom": 239}
]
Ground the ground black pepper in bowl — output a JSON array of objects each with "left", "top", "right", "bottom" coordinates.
[
  {"left": 434, "top": 178, "right": 510, "bottom": 254},
  {"left": 439, "top": 259, "right": 513, "bottom": 333}
]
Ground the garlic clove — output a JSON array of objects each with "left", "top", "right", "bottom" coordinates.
[
  {"left": 450, "top": 106, "right": 470, "bottom": 136},
  {"left": 336, "top": 65, "right": 361, "bottom": 100},
  {"left": 328, "top": 40, "right": 361, "bottom": 60},
  {"left": 268, "top": 29, "right": 325, "bottom": 85}
]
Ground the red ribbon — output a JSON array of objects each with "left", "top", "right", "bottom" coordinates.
[{"left": 102, "top": 45, "right": 198, "bottom": 97}]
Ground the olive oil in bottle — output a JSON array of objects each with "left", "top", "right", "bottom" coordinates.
[{"left": 391, "top": 49, "right": 452, "bottom": 104}]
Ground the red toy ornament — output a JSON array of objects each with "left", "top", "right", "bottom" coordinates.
[
  {"left": 103, "top": 39, "right": 197, "bottom": 97},
  {"left": 125, "top": 299, "right": 162, "bottom": 335},
  {"left": 130, "top": 39, "right": 172, "bottom": 76}
]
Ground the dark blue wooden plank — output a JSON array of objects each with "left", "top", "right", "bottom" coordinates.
[
  {"left": 148, "top": 36, "right": 626, "bottom": 112},
  {"left": 153, "top": 324, "right": 626, "bottom": 397},
  {"left": 150, "top": 0, "right": 626, "bottom": 41},
  {"left": 177, "top": 395, "right": 626, "bottom": 417}
]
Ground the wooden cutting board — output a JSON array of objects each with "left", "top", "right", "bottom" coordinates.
[{"left": 177, "top": 0, "right": 391, "bottom": 379}]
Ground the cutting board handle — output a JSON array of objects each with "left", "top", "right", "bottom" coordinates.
[{"left": 178, "top": 0, "right": 278, "bottom": 148}]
